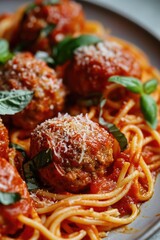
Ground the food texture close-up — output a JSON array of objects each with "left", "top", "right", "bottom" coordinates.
[{"left": 0, "top": 0, "right": 160, "bottom": 240}]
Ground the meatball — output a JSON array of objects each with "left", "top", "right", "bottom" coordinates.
[
  {"left": 30, "top": 114, "right": 114, "bottom": 193},
  {"left": 64, "top": 40, "right": 142, "bottom": 96},
  {"left": 0, "top": 119, "right": 9, "bottom": 160},
  {"left": 0, "top": 157, "right": 32, "bottom": 236},
  {"left": 0, "top": 52, "right": 66, "bottom": 129},
  {"left": 13, "top": 0, "right": 85, "bottom": 52}
]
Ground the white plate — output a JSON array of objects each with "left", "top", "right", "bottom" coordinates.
[{"left": 0, "top": 0, "right": 160, "bottom": 239}]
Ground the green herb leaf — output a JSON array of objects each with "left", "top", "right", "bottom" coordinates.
[
  {"left": 10, "top": 143, "right": 27, "bottom": 159},
  {"left": 143, "top": 79, "right": 158, "bottom": 94},
  {"left": 23, "top": 149, "right": 52, "bottom": 190},
  {"left": 0, "top": 39, "right": 13, "bottom": 64},
  {"left": 53, "top": 35, "right": 101, "bottom": 65},
  {"left": 0, "top": 90, "right": 33, "bottom": 115},
  {"left": 32, "top": 149, "right": 53, "bottom": 169},
  {"left": 140, "top": 94, "right": 157, "bottom": 129},
  {"left": 0, "top": 52, "right": 13, "bottom": 64},
  {"left": 108, "top": 76, "right": 143, "bottom": 94},
  {"left": 0, "top": 191, "right": 21, "bottom": 205},
  {"left": 99, "top": 99, "right": 128, "bottom": 151},
  {"left": 0, "top": 39, "right": 9, "bottom": 55},
  {"left": 35, "top": 51, "right": 55, "bottom": 66},
  {"left": 40, "top": 24, "right": 56, "bottom": 38}
]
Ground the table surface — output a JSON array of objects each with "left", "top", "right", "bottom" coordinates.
[{"left": 0, "top": 0, "right": 160, "bottom": 239}]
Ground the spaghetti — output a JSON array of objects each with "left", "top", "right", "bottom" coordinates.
[{"left": 0, "top": 0, "right": 160, "bottom": 240}]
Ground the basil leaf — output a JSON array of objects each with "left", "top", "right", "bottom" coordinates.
[
  {"left": 0, "top": 39, "right": 13, "bottom": 64},
  {"left": 0, "top": 191, "right": 21, "bottom": 205},
  {"left": 32, "top": 149, "right": 52, "bottom": 169},
  {"left": 23, "top": 161, "right": 39, "bottom": 190},
  {"left": 0, "top": 52, "right": 13, "bottom": 64},
  {"left": 35, "top": 51, "right": 55, "bottom": 66},
  {"left": 143, "top": 79, "right": 158, "bottom": 94},
  {"left": 140, "top": 94, "right": 157, "bottom": 129},
  {"left": 0, "top": 90, "right": 33, "bottom": 115},
  {"left": 53, "top": 35, "right": 101, "bottom": 65},
  {"left": 10, "top": 143, "right": 27, "bottom": 159},
  {"left": 108, "top": 76, "right": 143, "bottom": 94},
  {"left": 40, "top": 23, "right": 56, "bottom": 38},
  {"left": 0, "top": 39, "right": 9, "bottom": 55},
  {"left": 99, "top": 99, "right": 128, "bottom": 151},
  {"left": 23, "top": 149, "right": 52, "bottom": 190}
]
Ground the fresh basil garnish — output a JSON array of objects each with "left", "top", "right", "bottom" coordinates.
[
  {"left": 108, "top": 76, "right": 143, "bottom": 94},
  {"left": 140, "top": 94, "right": 157, "bottom": 129},
  {"left": 99, "top": 99, "right": 128, "bottom": 151},
  {"left": 143, "top": 78, "right": 158, "bottom": 94},
  {"left": 0, "top": 39, "right": 9, "bottom": 54},
  {"left": 53, "top": 35, "right": 101, "bottom": 65},
  {"left": 23, "top": 149, "right": 52, "bottom": 190},
  {"left": 0, "top": 90, "right": 33, "bottom": 115},
  {"left": 108, "top": 76, "right": 158, "bottom": 129},
  {"left": 35, "top": 51, "right": 55, "bottom": 66},
  {"left": 0, "top": 191, "right": 21, "bottom": 205},
  {"left": 0, "top": 39, "right": 13, "bottom": 64},
  {"left": 10, "top": 143, "right": 27, "bottom": 159}
]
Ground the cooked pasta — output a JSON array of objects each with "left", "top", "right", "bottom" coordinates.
[{"left": 0, "top": 0, "right": 160, "bottom": 240}]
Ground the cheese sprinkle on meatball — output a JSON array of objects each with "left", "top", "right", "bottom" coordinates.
[
  {"left": 30, "top": 114, "right": 115, "bottom": 193},
  {"left": 0, "top": 52, "right": 66, "bottom": 129},
  {"left": 64, "top": 40, "right": 142, "bottom": 96}
]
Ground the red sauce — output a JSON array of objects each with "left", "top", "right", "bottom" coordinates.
[
  {"left": 0, "top": 119, "right": 9, "bottom": 160},
  {"left": 0, "top": 157, "right": 33, "bottom": 236}
]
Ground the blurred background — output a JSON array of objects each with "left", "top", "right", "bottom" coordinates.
[
  {"left": 0, "top": 0, "right": 160, "bottom": 39},
  {"left": 91, "top": 0, "right": 160, "bottom": 40}
]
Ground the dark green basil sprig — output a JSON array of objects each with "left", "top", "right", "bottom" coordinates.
[
  {"left": 35, "top": 51, "right": 55, "bottom": 67},
  {"left": 99, "top": 99, "right": 128, "bottom": 151},
  {"left": 23, "top": 149, "right": 52, "bottom": 190},
  {"left": 0, "top": 90, "right": 33, "bottom": 115},
  {"left": 0, "top": 39, "right": 13, "bottom": 64},
  {"left": 53, "top": 35, "right": 101, "bottom": 65},
  {"left": 108, "top": 76, "right": 158, "bottom": 129},
  {"left": 0, "top": 191, "right": 21, "bottom": 205}
]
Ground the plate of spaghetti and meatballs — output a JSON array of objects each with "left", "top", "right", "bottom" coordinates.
[{"left": 0, "top": 0, "right": 160, "bottom": 240}]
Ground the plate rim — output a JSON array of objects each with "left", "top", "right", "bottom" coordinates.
[{"left": 78, "top": 0, "right": 160, "bottom": 42}]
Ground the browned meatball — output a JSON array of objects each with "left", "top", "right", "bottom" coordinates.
[
  {"left": 30, "top": 114, "right": 114, "bottom": 193},
  {"left": 13, "top": 0, "right": 85, "bottom": 52},
  {"left": 0, "top": 53, "right": 66, "bottom": 130},
  {"left": 0, "top": 157, "right": 33, "bottom": 236},
  {"left": 64, "top": 40, "right": 142, "bottom": 96},
  {"left": 0, "top": 119, "right": 9, "bottom": 160}
]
